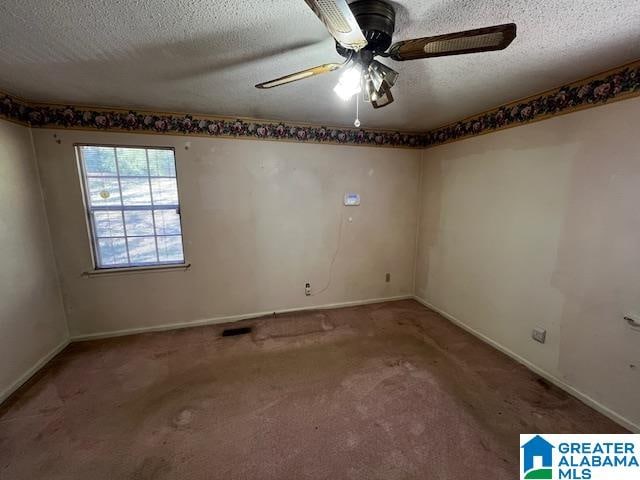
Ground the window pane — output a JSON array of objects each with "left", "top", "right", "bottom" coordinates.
[
  {"left": 87, "top": 177, "right": 121, "bottom": 206},
  {"left": 148, "top": 150, "right": 176, "bottom": 177},
  {"left": 154, "top": 209, "right": 181, "bottom": 235},
  {"left": 97, "top": 238, "right": 128, "bottom": 266},
  {"left": 80, "top": 146, "right": 183, "bottom": 269},
  {"left": 157, "top": 236, "right": 184, "bottom": 263},
  {"left": 151, "top": 178, "right": 178, "bottom": 205},
  {"left": 128, "top": 237, "right": 158, "bottom": 264},
  {"left": 121, "top": 178, "right": 151, "bottom": 205},
  {"left": 124, "top": 210, "right": 154, "bottom": 236},
  {"left": 82, "top": 146, "right": 116, "bottom": 176},
  {"left": 93, "top": 211, "right": 124, "bottom": 237},
  {"left": 116, "top": 148, "right": 149, "bottom": 176}
]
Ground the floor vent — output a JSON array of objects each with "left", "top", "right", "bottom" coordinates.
[{"left": 221, "top": 326, "right": 252, "bottom": 337}]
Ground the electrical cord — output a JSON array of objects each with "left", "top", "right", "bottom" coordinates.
[{"left": 310, "top": 208, "right": 345, "bottom": 297}]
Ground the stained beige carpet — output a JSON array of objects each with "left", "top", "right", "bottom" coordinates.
[{"left": 0, "top": 300, "right": 625, "bottom": 479}]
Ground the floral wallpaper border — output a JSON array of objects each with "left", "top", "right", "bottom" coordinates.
[
  {"left": 423, "top": 59, "right": 640, "bottom": 148},
  {"left": 1, "top": 59, "right": 639, "bottom": 149},
  {"left": 0, "top": 94, "right": 425, "bottom": 149}
]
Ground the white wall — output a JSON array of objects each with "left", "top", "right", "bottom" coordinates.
[
  {"left": 0, "top": 119, "right": 68, "bottom": 402},
  {"left": 415, "top": 97, "right": 640, "bottom": 431},
  {"left": 32, "top": 131, "right": 421, "bottom": 338}
]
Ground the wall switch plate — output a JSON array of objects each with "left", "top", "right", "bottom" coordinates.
[
  {"left": 385, "top": 273, "right": 391, "bottom": 283},
  {"left": 532, "top": 327, "right": 546, "bottom": 344},
  {"left": 344, "top": 193, "right": 360, "bottom": 206}
]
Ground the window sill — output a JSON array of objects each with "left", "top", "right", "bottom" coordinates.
[{"left": 82, "top": 263, "right": 191, "bottom": 277}]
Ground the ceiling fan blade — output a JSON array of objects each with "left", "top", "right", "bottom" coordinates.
[
  {"left": 255, "top": 62, "right": 344, "bottom": 89},
  {"left": 303, "top": 0, "right": 368, "bottom": 51},
  {"left": 389, "top": 23, "right": 516, "bottom": 61}
]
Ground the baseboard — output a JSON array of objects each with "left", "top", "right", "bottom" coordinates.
[
  {"left": 0, "top": 338, "right": 70, "bottom": 405},
  {"left": 70, "top": 294, "right": 413, "bottom": 342},
  {"left": 412, "top": 295, "right": 640, "bottom": 433}
]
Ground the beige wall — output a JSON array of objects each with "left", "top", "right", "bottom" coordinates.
[
  {"left": 0, "top": 120, "right": 68, "bottom": 401},
  {"left": 33, "top": 130, "right": 420, "bottom": 338},
  {"left": 13, "top": 96, "right": 640, "bottom": 430},
  {"left": 415, "top": 97, "right": 640, "bottom": 430}
]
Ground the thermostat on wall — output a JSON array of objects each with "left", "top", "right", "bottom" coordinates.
[{"left": 344, "top": 193, "right": 360, "bottom": 206}]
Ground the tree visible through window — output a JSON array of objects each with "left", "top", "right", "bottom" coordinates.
[{"left": 77, "top": 145, "right": 185, "bottom": 269}]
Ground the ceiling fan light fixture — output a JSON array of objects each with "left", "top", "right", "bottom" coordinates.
[
  {"left": 371, "top": 80, "right": 394, "bottom": 109},
  {"left": 366, "top": 61, "right": 398, "bottom": 107},
  {"left": 333, "top": 64, "right": 362, "bottom": 101},
  {"left": 369, "top": 60, "right": 399, "bottom": 88},
  {"left": 363, "top": 73, "right": 374, "bottom": 102},
  {"left": 368, "top": 64, "right": 384, "bottom": 92}
]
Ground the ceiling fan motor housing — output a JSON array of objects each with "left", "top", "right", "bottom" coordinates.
[{"left": 336, "top": 0, "right": 396, "bottom": 58}]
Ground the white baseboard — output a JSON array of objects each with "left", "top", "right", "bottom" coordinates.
[
  {"left": 412, "top": 295, "right": 639, "bottom": 433},
  {"left": 70, "top": 294, "right": 413, "bottom": 342},
  {"left": 0, "top": 338, "right": 70, "bottom": 405}
]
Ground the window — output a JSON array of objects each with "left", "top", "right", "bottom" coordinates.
[{"left": 77, "top": 145, "right": 185, "bottom": 269}]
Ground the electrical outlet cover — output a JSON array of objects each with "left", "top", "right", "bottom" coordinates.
[{"left": 532, "top": 327, "right": 546, "bottom": 344}]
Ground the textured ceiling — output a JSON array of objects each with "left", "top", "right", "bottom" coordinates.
[{"left": 1, "top": 0, "right": 639, "bottom": 131}]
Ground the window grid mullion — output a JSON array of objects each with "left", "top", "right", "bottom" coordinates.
[
  {"left": 92, "top": 234, "right": 182, "bottom": 239},
  {"left": 89, "top": 210, "right": 102, "bottom": 266},
  {"left": 145, "top": 149, "right": 160, "bottom": 263},
  {"left": 86, "top": 175, "right": 177, "bottom": 180},
  {"left": 113, "top": 147, "right": 132, "bottom": 265},
  {"left": 89, "top": 204, "right": 178, "bottom": 212}
]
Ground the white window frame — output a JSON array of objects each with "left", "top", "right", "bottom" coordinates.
[{"left": 76, "top": 144, "right": 187, "bottom": 272}]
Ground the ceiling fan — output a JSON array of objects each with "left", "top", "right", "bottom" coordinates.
[{"left": 256, "top": 0, "right": 516, "bottom": 114}]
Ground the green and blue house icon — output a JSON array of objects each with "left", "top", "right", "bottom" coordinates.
[{"left": 521, "top": 435, "right": 554, "bottom": 479}]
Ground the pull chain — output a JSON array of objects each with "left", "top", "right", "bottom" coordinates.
[{"left": 354, "top": 91, "right": 361, "bottom": 128}]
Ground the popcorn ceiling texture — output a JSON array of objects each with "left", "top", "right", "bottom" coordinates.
[{"left": 1, "top": 0, "right": 639, "bottom": 131}]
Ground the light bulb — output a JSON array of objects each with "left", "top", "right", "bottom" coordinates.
[
  {"left": 334, "top": 82, "right": 359, "bottom": 102},
  {"left": 334, "top": 65, "right": 362, "bottom": 101},
  {"left": 341, "top": 65, "right": 362, "bottom": 87}
]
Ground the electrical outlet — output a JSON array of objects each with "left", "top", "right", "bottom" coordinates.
[
  {"left": 532, "top": 327, "right": 546, "bottom": 344},
  {"left": 385, "top": 273, "right": 391, "bottom": 283},
  {"left": 305, "top": 282, "right": 311, "bottom": 296}
]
